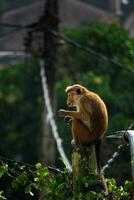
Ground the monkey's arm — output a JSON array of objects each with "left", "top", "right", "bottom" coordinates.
[
  {"left": 59, "top": 109, "right": 80, "bottom": 119},
  {"left": 59, "top": 109, "right": 92, "bottom": 131}
]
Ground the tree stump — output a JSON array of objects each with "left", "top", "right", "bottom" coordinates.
[{"left": 72, "top": 144, "right": 97, "bottom": 190}]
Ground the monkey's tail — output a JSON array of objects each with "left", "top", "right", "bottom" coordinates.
[{"left": 94, "top": 140, "right": 109, "bottom": 195}]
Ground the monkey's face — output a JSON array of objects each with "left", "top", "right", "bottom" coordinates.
[
  {"left": 66, "top": 90, "right": 81, "bottom": 107},
  {"left": 65, "top": 84, "right": 86, "bottom": 107}
]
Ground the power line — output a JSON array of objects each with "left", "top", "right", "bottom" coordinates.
[
  {"left": 0, "top": 22, "right": 134, "bottom": 75},
  {"left": 40, "top": 25, "right": 134, "bottom": 75},
  {"left": 0, "top": 22, "right": 26, "bottom": 29},
  {"left": 0, "top": 22, "right": 26, "bottom": 38}
]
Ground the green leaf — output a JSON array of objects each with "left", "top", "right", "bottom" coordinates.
[
  {"left": 0, "top": 191, "right": 7, "bottom": 200},
  {"left": 0, "top": 164, "right": 8, "bottom": 178},
  {"left": 11, "top": 172, "right": 29, "bottom": 190},
  {"left": 34, "top": 177, "right": 39, "bottom": 182},
  {"left": 35, "top": 163, "right": 42, "bottom": 169}
]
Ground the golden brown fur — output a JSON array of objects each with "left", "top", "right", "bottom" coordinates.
[
  {"left": 59, "top": 84, "right": 108, "bottom": 194},
  {"left": 59, "top": 84, "right": 108, "bottom": 145}
]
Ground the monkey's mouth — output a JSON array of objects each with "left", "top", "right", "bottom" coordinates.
[
  {"left": 67, "top": 103, "right": 75, "bottom": 107},
  {"left": 67, "top": 104, "right": 73, "bottom": 107}
]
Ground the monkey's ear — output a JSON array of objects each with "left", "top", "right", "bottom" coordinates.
[
  {"left": 65, "top": 86, "right": 72, "bottom": 93},
  {"left": 76, "top": 88, "right": 82, "bottom": 95}
]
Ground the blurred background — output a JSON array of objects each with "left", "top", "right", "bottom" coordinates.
[{"left": 0, "top": 0, "right": 134, "bottom": 198}]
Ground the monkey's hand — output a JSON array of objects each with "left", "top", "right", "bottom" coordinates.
[
  {"left": 58, "top": 109, "right": 66, "bottom": 117},
  {"left": 64, "top": 116, "right": 72, "bottom": 123}
]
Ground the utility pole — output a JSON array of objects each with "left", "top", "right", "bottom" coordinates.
[{"left": 39, "top": 0, "right": 59, "bottom": 166}]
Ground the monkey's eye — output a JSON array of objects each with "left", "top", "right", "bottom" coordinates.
[{"left": 76, "top": 88, "right": 81, "bottom": 95}]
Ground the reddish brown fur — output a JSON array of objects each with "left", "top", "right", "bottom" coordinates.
[{"left": 59, "top": 84, "right": 108, "bottom": 194}]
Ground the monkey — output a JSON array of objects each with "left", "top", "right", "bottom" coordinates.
[{"left": 58, "top": 84, "right": 108, "bottom": 194}]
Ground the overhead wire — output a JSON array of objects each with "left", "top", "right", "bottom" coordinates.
[
  {"left": 0, "top": 22, "right": 26, "bottom": 37},
  {"left": 40, "top": 24, "right": 134, "bottom": 75},
  {"left": 0, "top": 22, "right": 134, "bottom": 75},
  {"left": 0, "top": 22, "right": 26, "bottom": 29}
]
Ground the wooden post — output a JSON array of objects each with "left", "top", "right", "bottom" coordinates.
[{"left": 72, "top": 144, "right": 96, "bottom": 190}]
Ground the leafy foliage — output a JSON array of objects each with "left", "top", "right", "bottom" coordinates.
[
  {"left": 0, "top": 161, "right": 134, "bottom": 199},
  {"left": 0, "top": 59, "right": 42, "bottom": 162}
]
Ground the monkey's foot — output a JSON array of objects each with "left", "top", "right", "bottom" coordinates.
[{"left": 71, "top": 139, "right": 75, "bottom": 146}]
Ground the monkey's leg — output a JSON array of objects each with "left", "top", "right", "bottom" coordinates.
[
  {"left": 71, "top": 119, "right": 94, "bottom": 145},
  {"left": 71, "top": 119, "right": 79, "bottom": 145}
]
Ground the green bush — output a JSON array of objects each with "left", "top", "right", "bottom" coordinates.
[{"left": 0, "top": 161, "right": 134, "bottom": 199}]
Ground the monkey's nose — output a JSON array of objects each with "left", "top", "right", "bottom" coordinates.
[{"left": 67, "top": 103, "right": 72, "bottom": 107}]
